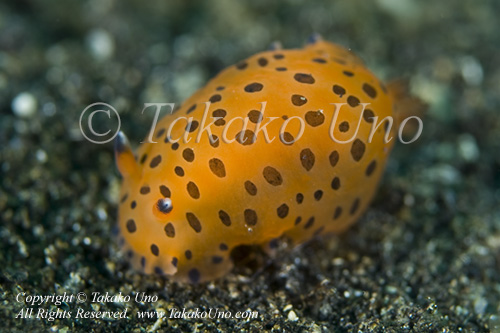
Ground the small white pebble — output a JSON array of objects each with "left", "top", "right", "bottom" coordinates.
[
  {"left": 36, "top": 149, "right": 48, "bottom": 163},
  {"left": 18, "top": 240, "right": 29, "bottom": 258},
  {"left": 385, "top": 285, "right": 398, "bottom": 294},
  {"left": 12, "top": 92, "right": 37, "bottom": 118},
  {"left": 424, "top": 164, "right": 461, "bottom": 185},
  {"left": 458, "top": 134, "right": 479, "bottom": 162},
  {"left": 97, "top": 207, "right": 108, "bottom": 221},
  {"left": 87, "top": 29, "right": 115, "bottom": 60},
  {"left": 33, "top": 224, "right": 44, "bottom": 236},
  {"left": 287, "top": 310, "right": 298, "bottom": 322},
  {"left": 83, "top": 237, "right": 91, "bottom": 245},
  {"left": 283, "top": 304, "right": 293, "bottom": 312},
  {"left": 332, "top": 257, "right": 345, "bottom": 266},
  {"left": 460, "top": 56, "right": 483, "bottom": 86},
  {"left": 473, "top": 297, "right": 488, "bottom": 315}
]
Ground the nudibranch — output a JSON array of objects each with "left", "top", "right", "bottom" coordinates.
[{"left": 114, "top": 36, "right": 421, "bottom": 283}]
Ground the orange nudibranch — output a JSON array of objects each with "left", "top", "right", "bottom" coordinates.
[{"left": 114, "top": 36, "right": 423, "bottom": 283}]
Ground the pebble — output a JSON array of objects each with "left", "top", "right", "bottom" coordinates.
[
  {"left": 473, "top": 297, "right": 487, "bottom": 315},
  {"left": 460, "top": 56, "right": 483, "bottom": 86},
  {"left": 458, "top": 134, "right": 480, "bottom": 162},
  {"left": 332, "top": 257, "right": 345, "bottom": 266},
  {"left": 36, "top": 149, "right": 48, "bottom": 163},
  {"left": 12, "top": 92, "right": 37, "bottom": 118},
  {"left": 424, "top": 164, "right": 461, "bottom": 185},
  {"left": 87, "top": 29, "right": 115, "bottom": 60},
  {"left": 287, "top": 310, "right": 298, "bottom": 322}
]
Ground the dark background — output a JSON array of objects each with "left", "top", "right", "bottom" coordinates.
[{"left": 1, "top": 0, "right": 499, "bottom": 331}]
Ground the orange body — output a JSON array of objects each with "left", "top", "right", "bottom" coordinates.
[{"left": 115, "top": 39, "right": 405, "bottom": 283}]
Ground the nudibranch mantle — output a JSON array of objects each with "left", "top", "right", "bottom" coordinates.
[{"left": 114, "top": 38, "right": 418, "bottom": 283}]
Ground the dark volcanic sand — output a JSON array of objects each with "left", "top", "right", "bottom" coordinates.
[{"left": 1, "top": 1, "right": 499, "bottom": 331}]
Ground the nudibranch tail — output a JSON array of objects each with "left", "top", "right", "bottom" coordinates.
[{"left": 114, "top": 131, "right": 139, "bottom": 178}]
